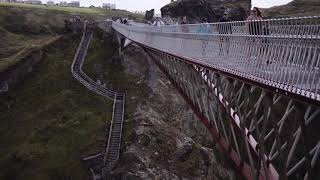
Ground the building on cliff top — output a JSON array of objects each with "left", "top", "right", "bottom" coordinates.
[
  {"left": 0, "top": 0, "right": 20, "bottom": 2},
  {"left": 47, "top": 1, "right": 55, "bottom": 6},
  {"left": 68, "top": 1, "right": 79, "bottom": 7},
  {"left": 102, "top": 3, "right": 116, "bottom": 9},
  {"left": 59, "top": 1, "right": 79, "bottom": 7},
  {"left": 25, "top": 0, "right": 42, "bottom": 4}
]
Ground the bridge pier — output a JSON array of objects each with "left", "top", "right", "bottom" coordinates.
[
  {"left": 115, "top": 32, "right": 123, "bottom": 55},
  {"left": 115, "top": 32, "right": 132, "bottom": 55}
]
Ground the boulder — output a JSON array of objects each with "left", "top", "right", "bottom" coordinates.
[
  {"left": 174, "top": 137, "right": 194, "bottom": 161},
  {"left": 161, "top": 0, "right": 251, "bottom": 23}
]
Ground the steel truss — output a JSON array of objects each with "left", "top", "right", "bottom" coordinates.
[{"left": 144, "top": 47, "right": 320, "bottom": 180}]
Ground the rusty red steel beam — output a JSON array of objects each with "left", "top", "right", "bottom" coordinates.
[
  {"left": 140, "top": 43, "right": 279, "bottom": 179},
  {"left": 195, "top": 68, "right": 279, "bottom": 180},
  {"left": 142, "top": 47, "right": 274, "bottom": 180}
]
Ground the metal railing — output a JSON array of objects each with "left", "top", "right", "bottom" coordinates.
[
  {"left": 146, "top": 49, "right": 320, "bottom": 180},
  {"left": 72, "top": 21, "right": 125, "bottom": 180},
  {"left": 112, "top": 16, "right": 320, "bottom": 103}
]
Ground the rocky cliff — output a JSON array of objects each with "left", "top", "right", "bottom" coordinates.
[
  {"left": 107, "top": 46, "right": 236, "bottom": 179},
  {"left": 262, "top": 0, "right": 320, "bottom": 18},
  {"left": 161, "top": 0, "right": 251, "bottom": 23}
]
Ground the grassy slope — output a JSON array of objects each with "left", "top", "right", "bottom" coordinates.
[
  {"left": 0, "top": 27, "right": 59, "bottom": 59},
  {"left": 0, "top": 3, "right": 106, "bottom": 14},
  {"left": 0, "top": 3, "right": 143, "bottom": 72},
  {"left": 0, "top": 27, "right": 61, "bottom": 71},
  {"left": 262, "top": 0, "right": 320, "bottom": 18},
  {"left": 0, "top": 4, "right": 145, "bottom": 179},
  {"left": 0, "top": 3, "right": 143, "bottom": 22},
  {"left": 0, "top": 36, "right": 113, "bottom": 180}
]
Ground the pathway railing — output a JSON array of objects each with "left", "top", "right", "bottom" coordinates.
[
  {"left": 72, "top": 22, "right": 125, "bottom": 180},
  {"left": 112, "top": 16, "right": 320, "bottom": 104}
]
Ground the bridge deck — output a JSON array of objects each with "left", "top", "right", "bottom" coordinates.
[{"left": 111, "top": 17, "right": 320, "bottom": 104}]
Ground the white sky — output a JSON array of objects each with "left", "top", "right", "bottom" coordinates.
[{"left": 41, "top": 0, "right": 294, "bottom": 13}]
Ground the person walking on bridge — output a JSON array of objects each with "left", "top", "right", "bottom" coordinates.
[
  {"left": 247, "top": 7, "right": 263, "bottom": 36},
  {"left": 197, "top": 17, "right": 212, "bottom": 56},
  {"left": 218, "top": 11, "right": 232, "bottom": 56},
  {"left": 197, "top": 17, "right": 212, "bottom": 34},
  {"left": 180, "top": 16, "right": 189, "bottom": 51},
  {"left": 246, "top": 7, "right": 271, "bottom": 64},
  {"left": 246, "top": 7, "right": 264, "bottom": 63},
  {"left": 180, "top": 16, "right": 189, "bottom": 33}
]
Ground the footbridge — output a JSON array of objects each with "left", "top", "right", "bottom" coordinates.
[{"left": 99, "top": 17, "right": 320, "bottom": 180}]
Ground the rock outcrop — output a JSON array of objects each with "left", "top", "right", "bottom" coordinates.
[
  {"left": 161, "top": 0, "right": 251, "bottom": 23},
  {"left": 262, "top": 0, "right": 320, "bottom": 18},
  {"left": 108, "top": 46, "right": 235, "bottom": 179}
]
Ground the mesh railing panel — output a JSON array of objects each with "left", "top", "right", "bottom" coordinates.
[{"left": 112, "top": 16, "right": 320, "bottom": 102}]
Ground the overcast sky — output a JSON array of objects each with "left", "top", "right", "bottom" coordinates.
[{"left": 43, "top": 0, "right": 294, "bottom": 13}]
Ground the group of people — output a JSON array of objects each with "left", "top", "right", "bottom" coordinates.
[
  {"left": 178, "top": 7, "right": 268, "bottom": 56},
  {"left": 184, "top": 7, "right": 267, "bottom": 36},
  {"left": 116, "top": 18, "right": 129, "bottom": 25}
]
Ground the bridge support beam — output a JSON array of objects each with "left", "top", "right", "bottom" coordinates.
[
  {"left": 114, "top": 32, "right": 131, "bottom": 55},
  {"left": 142, "top": 47, "right": 320, "bottom": 180}
]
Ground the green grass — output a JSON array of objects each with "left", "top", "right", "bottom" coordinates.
[
  {"left": 0, "top": 2, "right": 102, "bottom": 14},
  {"left": 0, "top": 28, "right": 61, "bottom": 72},
  {"left": 0, "top": 36, "right": 113, "bottom": 180},
  {"left": 0, "top": 4, "right": 144, "bottom": 179},
  {"left": 0, "top": 3, "right": 143, "bottom": 73},
  {"left": 0, "top": 3, "right": 143, "bottom": 19}
]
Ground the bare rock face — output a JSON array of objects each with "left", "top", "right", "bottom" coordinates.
[
  {"left": 109, "top": 46, "right": 235, "bottom": 180},
  {"left": 161, "top": 0, "right": 251, "bottom": 23}
]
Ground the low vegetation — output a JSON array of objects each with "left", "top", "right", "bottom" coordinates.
[
  {"left": 0, "top": 2, "right": 147, "bottom": 178},
  {"left": 0, "top": 15, "right": 151, "bottom": 177},
  {"left": 0, "top": 3, "right": 142, "bottom": 19},
  {"left": 0, "top": 27, "right": 61, "bottom": 72},
  {"left": 0, "top": 35, "right": 114, "bottom": 180},
  {"left": 0, "top": 3, "right": 142, "bottom": 73},
  {"left": 262, "top": 0, "right": 320, "bottom": 18}
]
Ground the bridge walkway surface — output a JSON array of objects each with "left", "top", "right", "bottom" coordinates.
[
  {"left": 97, "top": 16, "right": 320, "bottom": 180},
  {"left": 113, "top": 17, "right": 320, "bottom": 104},
  {"left": 71, "top": 23, "right": 125, "bottom": 180}
]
